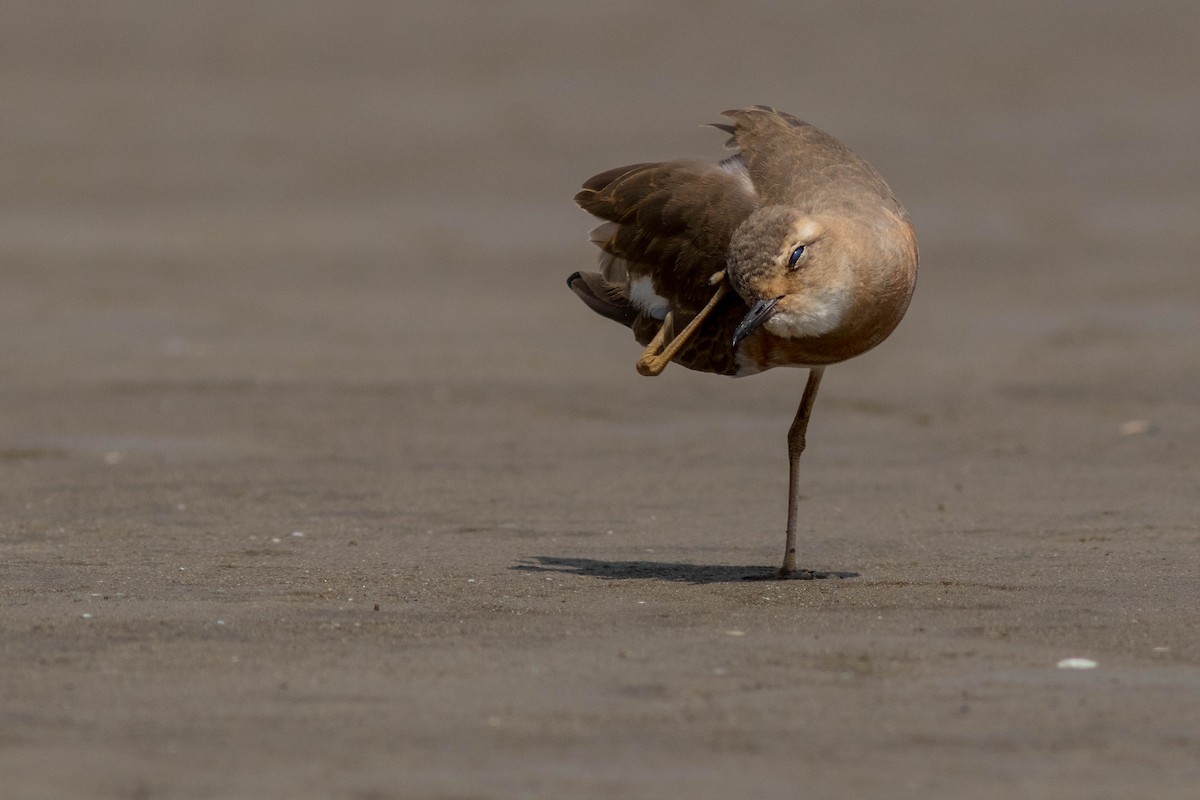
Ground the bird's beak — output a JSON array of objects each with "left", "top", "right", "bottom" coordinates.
[{"left": 732, "top": 296, "right": 783, "bottom": 348}]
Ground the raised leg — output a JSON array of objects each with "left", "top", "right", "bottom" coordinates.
[
  {"left": 636, "top": 273, "right": 729, "bottom": 376},
  {"left": 637, "top": 311, "right": 675, "bottom": 368},
  {"left": 779, "top": 367, "right": 825, "bottom": 577}
]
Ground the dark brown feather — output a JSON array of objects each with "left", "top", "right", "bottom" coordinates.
[
  {"left": 568, "top": 271, "right": 637, "bottom": 327},
  {"left": 575, "top": 158, "right": 758, "bottom": 313},
  {"left": 578, "top": 163, "right": 655, "bottom": 193}
]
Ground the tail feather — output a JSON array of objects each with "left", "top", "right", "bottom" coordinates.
[
  {"left": 567, "top": 271, "right": 637, "bottom": 327},
  {"left": 587, "top": 222, "right": 632, "bottom": 285}
]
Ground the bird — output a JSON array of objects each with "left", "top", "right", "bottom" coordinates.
[{"left": 567, "top": 106, "right": 917, "bottom": 579}]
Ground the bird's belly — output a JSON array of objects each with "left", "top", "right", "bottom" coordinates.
[{"left": 733, "top": 332, "right": 846, "bottom": 376}]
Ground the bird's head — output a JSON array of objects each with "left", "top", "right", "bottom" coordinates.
[{"left": 727, "top": 205, "right": 852, "bottom": 348}]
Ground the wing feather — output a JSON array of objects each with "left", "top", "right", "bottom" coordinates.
[
  {"left": 718, "top": 106, "right": 898, "bottom": 208},
  {"left": 574, "top": 158, "right": 758, "bottom": 312}
]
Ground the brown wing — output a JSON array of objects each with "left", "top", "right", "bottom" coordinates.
[
  {"left": 574, "top": 157, "right": 758, "bottom": 313},
  {"left": 718, "top": 106, "right": 898, "bottom": 210}
]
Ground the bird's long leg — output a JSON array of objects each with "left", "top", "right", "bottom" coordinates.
[
  {"left": 636, "top": 273, "right": 729, "bottom": 377},
  {"left": 780, "top": 366, "right": 825, "bottom": 577}
]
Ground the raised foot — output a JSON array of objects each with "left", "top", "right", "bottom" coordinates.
[
  {"left": 742, "top": 569, "right": 853, "bottom": 581},
  {"left": 635, "top": 278, "right": 730, "bottom": 377}
]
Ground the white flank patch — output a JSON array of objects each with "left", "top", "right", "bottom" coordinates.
[
  {"left": 629, "top": 275, "right": 670, "bottom": 320},
  {"left": 763, "top": 290, "right": 849, "bottom": 339}
]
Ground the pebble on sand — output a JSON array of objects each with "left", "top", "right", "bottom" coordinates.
[{"left": 1056, "top": 658, "right": 1098, "bottom": 670}]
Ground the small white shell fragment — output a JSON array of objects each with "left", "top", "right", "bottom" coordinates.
[
  {"left": 1056, "top": 657, "right": 1098, "bottom": 670},
  {"left": 723, "top": 630, "right": 747, "bottom": 637},
  {"left": 291, "top": 531, "right": 304, "bottom": 537},
  {"left": 81, "top": 613, "right": 93, "bottom": 619},
  {"left": 1119, "top": 419, "right": 1153, "bottom": 436}
]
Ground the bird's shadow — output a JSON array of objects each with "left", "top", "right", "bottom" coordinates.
[{"left": 513, "top": 556, "right": 858, "bottom": 585}]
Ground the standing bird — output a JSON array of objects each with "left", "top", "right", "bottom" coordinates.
[{"left": 568, "top": 106, "right": 917, "bottom": 579}]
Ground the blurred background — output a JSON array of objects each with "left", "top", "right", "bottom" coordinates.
[{"left": 5, "top": 0, "right": 1197, "bottom": 390}]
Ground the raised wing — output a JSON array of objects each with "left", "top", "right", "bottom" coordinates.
[
  {"left": 574, "top": 156, "right": 759, "bottom": 313},
  {"left": 717, "top": 105, "right": 899, "bottom": 210}
]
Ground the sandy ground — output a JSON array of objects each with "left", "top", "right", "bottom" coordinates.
[{"left": 2, "top": 2, "right": 1199, "bottom": 798}]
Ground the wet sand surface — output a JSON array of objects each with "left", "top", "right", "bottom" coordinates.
[{"left": 2, "top": 2, "right": 1199, "bottom": 798}]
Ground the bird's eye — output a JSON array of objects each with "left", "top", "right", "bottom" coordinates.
[{"left": 787, "top": 245, "right": 806, "bottom": 270}]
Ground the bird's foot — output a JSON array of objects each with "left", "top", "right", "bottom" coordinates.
[{"left": 635, "top": 281, "right": 730, "bottom": 376}]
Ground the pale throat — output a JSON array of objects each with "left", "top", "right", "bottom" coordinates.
[{"left": 762, "top": 289, "right": 850, "bottom": 339}]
